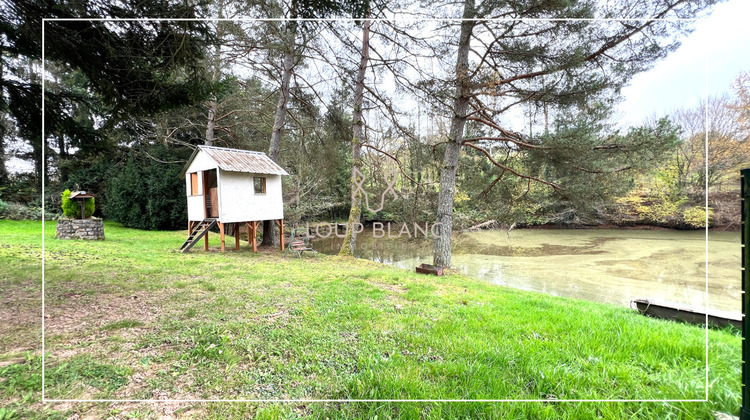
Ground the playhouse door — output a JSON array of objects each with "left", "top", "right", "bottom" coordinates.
[
  {"left": 208, "top": 188, "right": 218, "bottom": 217},
  {"left": 203, "top": 170, "right": 219, "bottom": 218}
]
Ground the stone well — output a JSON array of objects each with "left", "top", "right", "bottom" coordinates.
[{"left": 56, "top": 218, "right": 105, "bottom": 240}]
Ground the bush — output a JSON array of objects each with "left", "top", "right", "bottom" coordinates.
[
  {"left": 61, "top": 189, "right": 95, "bottom": 219},
  {"left": 105, "top": 145, "right": 190, "bottom": 230},
  {"left": 0, "top": 174, "right": 40, "bottom": 205},
  {"left": 682, "top": 206, "right": 712, "bottom": 228},
  {"left": 0, "top": 199, "right": 45, "bottom": 220},
  {"left": 615, "top": 186, "right": 714, "bottom": 228}
]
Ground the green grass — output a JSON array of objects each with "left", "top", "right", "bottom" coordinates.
[
  {"left": 101, "top": 319, "right": 144, "bottom": 331},
  {"left": 0, "top": 220, "right": 741, "bottom": 418}
]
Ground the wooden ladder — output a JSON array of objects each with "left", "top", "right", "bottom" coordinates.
[{"left": 180, "top": 218, "right": 217, "bottom": 253}]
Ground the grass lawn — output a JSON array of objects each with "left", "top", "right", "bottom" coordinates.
[{"left": 0, "top": 220, "right": 741, "bottom": 419}]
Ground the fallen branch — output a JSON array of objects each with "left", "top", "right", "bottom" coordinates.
[{"left": 462, "top": 220, "right": 498, "bottom": 232}]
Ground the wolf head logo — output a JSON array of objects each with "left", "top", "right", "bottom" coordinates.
[{"left": 352, "top": 166, "right": 400, "bottom": 213}]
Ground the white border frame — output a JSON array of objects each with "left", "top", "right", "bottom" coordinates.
[{"left": 40, "top": 16, "right": 712, "bottom": 404}]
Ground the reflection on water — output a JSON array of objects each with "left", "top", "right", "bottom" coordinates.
[{"left": 313, "top": 228, "right": 740, "bottom": 313}]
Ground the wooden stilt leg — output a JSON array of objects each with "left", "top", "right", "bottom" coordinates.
[
  {"left": 219, "top": 222, "right": 225, "bottom": 252},
  {"left": 235, "top": 222, "right": 240, "bottom": 251},
  {"left": 246, "top": 222, "right": 252, "bottom": 245},
  {"left": 252, "top": 221, "right": 258, "bottom": 253},
  {"left": 204, "top": 230, "right": 209, "bottom": 251},
  {"left": 274, "top": 219, "right": 285, "bottom": 251}
]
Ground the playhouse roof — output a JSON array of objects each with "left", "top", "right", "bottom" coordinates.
[{"left": 184, "top": 146, "right": 289, "bottom": 176}]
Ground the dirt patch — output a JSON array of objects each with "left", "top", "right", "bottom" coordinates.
[
  {"left": 86, "top": 386, "right": 207, "bottom": 419},
  {"left": 150, "top": 389, "right": 204, "bottom": 417},
  {"left": 41, "top": 289, "right": 199, "bottom": 364},
  {"left": 113, "top": 361, "right": 199, "bottom": 401},
  {"left": 45, "top": 248, "right": 107, "bottom": 264},
  {"left": 370, "top": 282, "right": 406, "bottom": 295},
  {"left": 114, "top": 370, "right": 154, "bottom": 399},
  {"left": 0, "top": 279, "right": 42, "bottom": 352},
  {"left": 0, "top": 358, "right": 26, "bottom": 368},
  {"left": 251, "top": 303, "right": 294, "bottom": 328},
  {"left": 44, "top": 291, "right": 171, "bottom": 336},
  {"left": 0, "top": 347, "right": 36, "bottom": 357}
]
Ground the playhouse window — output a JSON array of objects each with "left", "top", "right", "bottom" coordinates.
[
  {"left": 254, "top": 177, "right": 266, "bottom": 194},
  {"left": 190, "top": 173, "right": 199, "bottom": 196}
]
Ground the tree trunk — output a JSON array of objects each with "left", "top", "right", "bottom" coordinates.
[
  {"left": 433, "top": 0, "right": 474, "bottom": 268},
  {"left": 205, "top": 100, "right": 217, "bottom": 146},
  {"left": 205, "top": 8, "right": 223, "bottom": 147},
  {"left": 263, "top": 12, "right": 297, "bottom": 246},
  {"left": 28, "top": 59, "right": 47, "bottom": 191},
  {"left": 57, "top": 135, "right": 67, "bottom": 182},
  {"left": 339, "top": 18, "right": 371, "bottom": 256},
  {"left": 268, "top": 48, "right": 294, "bottom": 163},
  {"left": 54, "top": 71, "right": 69, "bottom": 183},
  {"left": 0, "top": 57, "right": 6, "bottom": 187}
]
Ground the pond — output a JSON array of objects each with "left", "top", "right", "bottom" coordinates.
[{"left": 313, "top": 227, "right": 740, "bottom": 313}]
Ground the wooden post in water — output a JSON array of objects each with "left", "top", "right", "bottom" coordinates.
[{"left": 742, "top": 168, "right": 750, "bottom": 420}]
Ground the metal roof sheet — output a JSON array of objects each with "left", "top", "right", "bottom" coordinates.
[
  {"left": 190, "top": 146, "right": 289, "bottom": 176},
  {"left": 69, "top": 191, "right": 94, "bottom": 199}
]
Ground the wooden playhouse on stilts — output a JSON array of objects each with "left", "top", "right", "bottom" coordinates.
[{"left": 179, "top": 146, "right": 289, "bottom": 253}]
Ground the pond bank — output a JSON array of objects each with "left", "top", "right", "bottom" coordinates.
[{"left": 312, "top": 227, "right": 740, "bottom": 313}]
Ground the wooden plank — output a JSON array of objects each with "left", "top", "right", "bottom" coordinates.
[
  {"left": 190, "top": 172, "right": 198, "bottom": 195},
  {"left": 202, "top": 171, "right": 209, "bottom": 219},
  {"left": 416, "top": 263, "right": 444, "bottom": 276},
  {"left": 209, "top": 188, "right": 219, "bottom": 218}
]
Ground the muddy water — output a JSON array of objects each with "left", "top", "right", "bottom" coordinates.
[{"left": 313, "top": 228, "right": 740, "bottom": 313}]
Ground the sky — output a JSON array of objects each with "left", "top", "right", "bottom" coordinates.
[{"left": 617, "top": 0, "right": 750, "bottom": 127}]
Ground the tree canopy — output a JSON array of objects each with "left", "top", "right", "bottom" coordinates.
[{"left": 1, "top": 0, "right": 214, "bottom": 187}]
